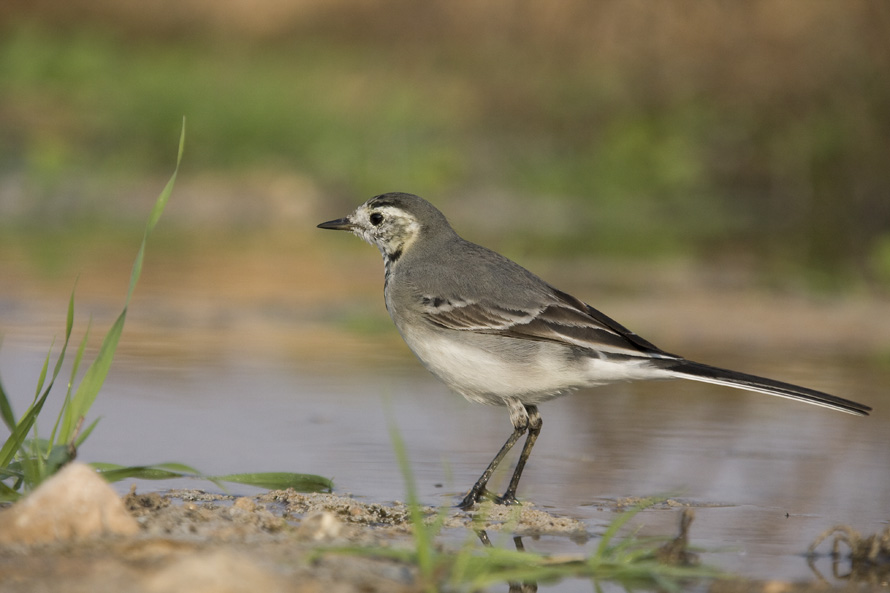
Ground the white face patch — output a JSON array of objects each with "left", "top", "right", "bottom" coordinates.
[{"left": 349, "top": 204, "right": 422, "bottom": 260}]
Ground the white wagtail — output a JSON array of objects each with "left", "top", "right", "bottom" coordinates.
[{"left": 318, "top": 192, "right": 871, "bottom": 510}]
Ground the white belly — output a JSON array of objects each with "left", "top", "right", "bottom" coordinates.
[{"left": 399, "top": 325, "right": 661, "bottom": 406}]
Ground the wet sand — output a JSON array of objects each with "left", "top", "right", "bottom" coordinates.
[{"left": 2, "top": 485, "right": 887, "bottom": 593}]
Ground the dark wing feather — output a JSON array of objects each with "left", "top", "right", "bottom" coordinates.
[{"left": 421, "top": 286, "right": 678, "bottom": 359}]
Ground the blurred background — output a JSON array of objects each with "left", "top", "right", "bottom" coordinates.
[
  {"left": 4, "top": 0, "right": 890, "bottom": 366},
  {"left": 2, "top": 4, "right": 890, "bottom": 582},
  {"left": 2, "top": 0, "right": 890, "bottom": 287}
]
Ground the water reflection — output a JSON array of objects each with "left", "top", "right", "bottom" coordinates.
[
  {"left": 476, "top": 530, "right": 539, "bottom": 593},
  {"left": 806, "top": 525, "right": 890, "bottom": 586}
]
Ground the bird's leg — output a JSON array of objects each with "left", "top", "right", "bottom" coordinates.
[
  {"left": 457, "top": 399, "right": 529, "bottom": 510},
  {"left": 495, "top": 405, "right": 542, "bottom": 506}
]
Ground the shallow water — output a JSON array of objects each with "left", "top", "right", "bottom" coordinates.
[{"left": 2, "top": 270, "right": 889, "bottom": 591}]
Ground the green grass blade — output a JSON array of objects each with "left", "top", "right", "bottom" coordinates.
[
  {"left": 387, "top": 415, "right": 438, "bottom": 586},
  {"left": 0, "top": 466, "right": 23, "bottom": 481},
  {"left": 44, "top": 285, "right": 77, "bottom": 403},
  {"left": 0, "top": 125, "right": 183, "bottom": 497},
  {"left": 93, "top": 463, "right": 187, "bottom": 482},
  {"left": 0, "top": 375, "right": 16, "bottom": 432},
  {"left": 31, "top": 341, "right": 53, "bottom": 403},
  {"left": 92, "top": 461, "right": 202, "bottom": 482},
  {"left": 145, "top": 461, "right": 204, "bottom": 474},
  {"left": 388, "top": 421, "right": 418, "bottom": 505},
  {"left": 32, "top": 285, "right": 79, "bottom": 444},
  {"left": 63, "top": 280, "right": 76, "bottom": 352},
  {"left": 0, "top": 480, "right": 20, "bottom": 501},
  {"left": 11, "top": 315, "right": 78, "bottom": 491},
  {"left": 0, "top": 384, "right": 54, "bottom": 468},
  {"left": 51, "top": 317, "right": 90, "bottom": 446},
  {"left": 126, "top": 117, "right": 185, "bottom": 305},
  {"left": 18, "top": 442, "right": 44, "bottom": 491},
  {"left": 146, "top": 117, "right": 185, "bottom": 234},
  {"left": 93, "top": 463, "right": 332, "bottom": 492},
  {"left": 74, "top": 416, "right": 101, "bottom": 448},
  {"left": 60, "top": 311, "right": 126, "bottom": 442},
  {"left": 44, "top": 444, "right": 75, "bottom": 475},
  {"left": 211, "top": 472, "right": 333, "bottom": 492},
  {"left": 59, "top": 118, "right": 185, "bottom": 443}
]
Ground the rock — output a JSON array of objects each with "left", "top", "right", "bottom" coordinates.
[{"left": 0, "top": 462, "right": 139, "bottom": 545}]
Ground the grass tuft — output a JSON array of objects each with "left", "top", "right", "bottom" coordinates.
[
  {"left": 0, "top": 119, "right": 186, "bottom": 500},
  {"left": 0, "top": 120, "right": 332, "bottom": 499}
]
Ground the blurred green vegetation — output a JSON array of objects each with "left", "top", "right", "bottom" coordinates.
[{"left": 1, "top": 1, "right": 889, "bottom": 289}]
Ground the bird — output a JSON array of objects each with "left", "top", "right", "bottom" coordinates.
[{"left": 317, "top": 192, "right": 871, "bottom": 510}]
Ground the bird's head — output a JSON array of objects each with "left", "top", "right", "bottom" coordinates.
[{"left": 317, "top": 192, "right": 454, "bottom": 262}]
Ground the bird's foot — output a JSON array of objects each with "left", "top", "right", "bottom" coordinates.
[
  {"left": 456, "top": 487, "right": 522, "bottom": 510},
  {"left": 490, "top": 491, "right": 522, "bottom": 506},
  {"left": 456, "top": 487, "right": 492, "bottom": 510}
]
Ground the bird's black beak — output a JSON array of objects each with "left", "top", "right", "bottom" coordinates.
[{"left": 317, "top": 217, "right": 355, "bottom": 231}]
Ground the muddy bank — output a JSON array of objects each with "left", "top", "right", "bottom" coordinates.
[
  {"left": 0, "top": 486, "right": 590, "bottom": 593},
  {"left": 1, "top": 483, "right": 886, "bottom": 593}
]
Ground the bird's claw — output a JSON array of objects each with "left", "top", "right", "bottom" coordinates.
[
  {"left": 491, "top": 492, "right": 522, "bottom": 506},
  {"left": 456, "top": 488, "right": 522, "bottom": 510}
]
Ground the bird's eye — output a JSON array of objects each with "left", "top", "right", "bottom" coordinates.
[{"left": 369, "top": 212, "right": 384, "bottom": 226}]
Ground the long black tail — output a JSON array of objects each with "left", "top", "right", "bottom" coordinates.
[{"left": 661, "top": 359, "right": 871, "bottom": 416}]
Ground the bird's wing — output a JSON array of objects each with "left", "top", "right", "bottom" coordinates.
[{"left": 420, "top": 287, "right": 676, "bottom": 359}]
